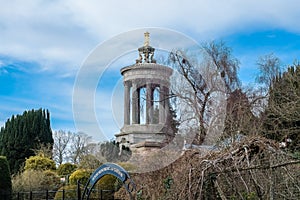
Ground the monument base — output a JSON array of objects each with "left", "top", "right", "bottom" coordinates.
[{"left": 115, "top": 124, "right": 168, "bottom": 150}]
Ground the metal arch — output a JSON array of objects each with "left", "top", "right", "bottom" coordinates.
[{"left": 81, "top": 163, "right": 136, "bottom": 200}]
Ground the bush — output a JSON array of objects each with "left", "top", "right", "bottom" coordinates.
[
  {"left": 24, "top": 155, "right": 56, "bottom": 171},
  {"left": 0, "top": 156, "right": 12, "bottom": 199},
  {"left": 57, "top": 163, "right": 77, "bottom": 176},
  {"left": 91, "top": 175, "right": 118, "bottom": 200},
  {"left": 12, "top": 170, "right": 61, "bottom": 192},
  {"left": 69, "top": 169, "right": 92, "bottom": 185},
  {"left": 79, "top": 154, "right": 103, "bottom": 170},
  {"left": 97, "top": 174, "right": 119, "bottom": 190},
  {"left": 42, "top": 170, "right": 61, "bottom": 189}
]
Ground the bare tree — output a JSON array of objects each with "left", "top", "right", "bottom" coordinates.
[
  {"left": 169, "top": 50, "right": 212, "bottom": 144},
  {"left": 69, "top": 132, "right": 91, "bottom": 164},
  {"left": 169, "top": 40, "right": 240, "bottom": 145},
  {"left": 53, "top": 130, "right": 72, "bottom": 165},
  {"left": 203, "top": 40, "right": 240, "bottom": 93},
  {"left": 256, "top": 53, "right": 281, "bottom": 89}
]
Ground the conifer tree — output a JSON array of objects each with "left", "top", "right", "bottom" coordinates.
[{"left": 0, "top": 108, "right": 53, "bottom": 174}]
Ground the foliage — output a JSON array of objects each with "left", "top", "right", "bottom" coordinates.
[
  {"left": 262, "top": 64, "right": 300, "bottom": 151},
  {"left": 12, "top": 170, "right": 61, "bottom": 192},
  {"left": 59, "top": 165, "right": 122, "bottom": 199},
  {"left": 24, "top": 155, "right": 56, "bottom": 171},
  {"left": 57, "top": 163, "right": 77, "bottom": 176},
  {"left": 163, "top": 176, "right": 173, "bottom": 191},
  {"left": 32, "top": 143, "right": 53, "bottom": 159},
  {"left": 79, "top": 154, "right": 102, "bottom": 170},
  {"left": 291, "top": 151, "right": 300, "bottom": 160},
  {"left": 95, "top": 175, "right": 121, "bottom": 199},
  {"left": 97, "top": 174, "right": 119, "bottom": 190},
  {"left": 0, "top": 108, "right": 53, "bottom": 174},
  {"left": 43, "top": 170, "right": 61, "bottom": 188},
  {"left": 0, "top": 156, "right": 12, "bottom": 199},
  {"left": 136, "top": 189, "right": 144, "bottom": 200},
  {"left": 69, "top": 169, "right": 92, "bottom": 185}
]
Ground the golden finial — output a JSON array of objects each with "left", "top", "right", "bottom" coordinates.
[{"left": 144, "top": 32, "right": 150, "bottom": 46}]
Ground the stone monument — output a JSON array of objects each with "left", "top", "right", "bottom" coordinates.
[{"left": 115, "top": 32, "right": 174, "bottom": 150}]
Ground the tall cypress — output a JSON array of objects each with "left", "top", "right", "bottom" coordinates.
[{"left": 0, "top": 108, "right": 53, "bottom": 174}]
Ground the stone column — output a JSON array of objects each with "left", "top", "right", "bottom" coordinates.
[
  {"left": 124, "top": 82, "right": 130, "bottom": 125},
  {"left": 164, "top": 86, "right": 170, "bottom": 122},
  {"left": 131, "top": 82, "right": 138, "bottom": 124},
  {"left": 159, "top": 85, "right": 165, "bottom": 124},
  {"left": 137, "top": 87, "right": 140, "bottom": 124},
  {"left": 146, "top": 83, "right": 153, "bottom": 124}
]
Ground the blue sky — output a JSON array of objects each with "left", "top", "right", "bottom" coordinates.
[{"left": 0, "top": 0, "right": 300, "bottom": 141}]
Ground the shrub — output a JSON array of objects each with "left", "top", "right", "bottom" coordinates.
[
  {"left": 0, "top": 156, "right": 12, "bottom": 199},
  {"left": 12, "top": 170, "right": 61, "bottom": 192},
  {"left": 42, "top": 170, "right": 61, "bottom": 189},
  {"left": 79, "top": 154, "right": 102, "bottom": 170},
  {"left": 57, "top": 163, "right": 77, "bottom": 176},
  {"left": 24, "top": 155, "right": 56, "bottom": 171},
  {"left": 69, "top": 169, "right": 92, "bottom": 185},
  {"left": 97, "top": 174, "right": 118, "bottom": 190},
  {"left": 91, "top": 175, "right": 119, "bottom": 200}
]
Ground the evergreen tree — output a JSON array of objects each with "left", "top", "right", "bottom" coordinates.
[
  {"left": 0, "top": 108, "right": 53, "bottom": 174},
  {"left": 262, "top": 64, "right": 300, "bottom": 151},
  {"left": 0, "top": 156, "right": 12, "bottom": 200}
]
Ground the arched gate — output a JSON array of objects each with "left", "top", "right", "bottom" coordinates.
[{"left": 81, "top": 163, "right": 136, "bottom": 200}]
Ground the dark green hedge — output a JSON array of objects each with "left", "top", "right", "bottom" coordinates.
[{"left": 0, "top": 156, "right": 12, "bottom": 200}]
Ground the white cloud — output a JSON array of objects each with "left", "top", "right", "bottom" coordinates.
[
  {"left": 0, "top": 60, "right": 7, "bottom": 74},
  {"left": 1, "top": 0, "right": 300, "bottom": 141},
  {"left": 1, "top": 0, "right": 300, "bottom": 72},
  {"left": 0, "top": 1, "right": 96, "bottom": 72},
  {"left": 64, "top": 0, "right": 300, "bottom": 38}
]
